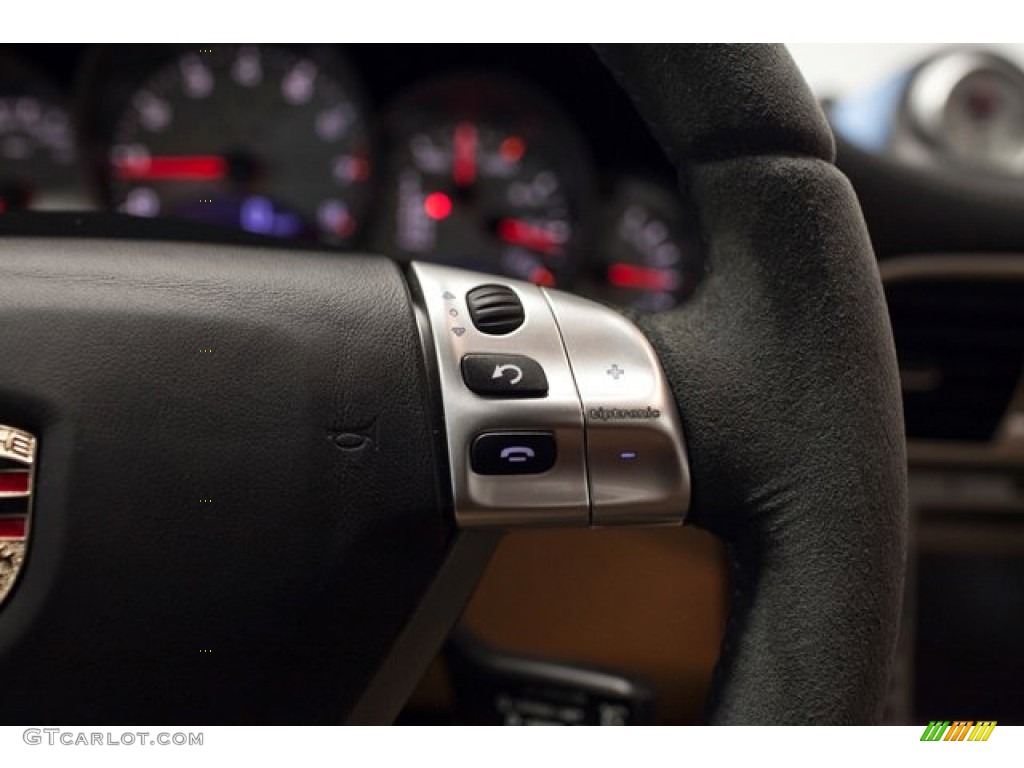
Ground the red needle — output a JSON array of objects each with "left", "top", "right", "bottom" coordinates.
[
  {"left": 497, "top": 218, "right": 563, "bottom": 256},
  {"left": 607, "top": 262, "right": 680, "bottom": 293},
  {"left": 453, "top": 122, "right": 477, "bottom": 187},
  {"left": 113, "top": 155, "right": 228, "bottom": 182}
]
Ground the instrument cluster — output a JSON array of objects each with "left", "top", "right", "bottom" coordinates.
[{"left": 0, "top": 44, "right": 705, "bottom": 311}]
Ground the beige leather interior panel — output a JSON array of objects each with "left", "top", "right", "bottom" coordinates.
[{"left": 409, "top": 527, "right": 728, "bottom": 724}]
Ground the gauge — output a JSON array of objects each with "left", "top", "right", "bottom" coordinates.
[
  {"left": 908, "top": 50, "right": 1024, "bottom": 175},
  {"left": 374, "top": 75, "right": 593, "bottom": 287},
  {"left": 944, "top": 68, "right": 1024, "bottom": 171},
  {"left": 0, "top": 58, "right": 83, "bottom": 212},
  {"left": 591, "top": 178, "right": 703, "bottom": 312},
  {"left": 105, "top": 45, "right": 372, "bottom": 242}
]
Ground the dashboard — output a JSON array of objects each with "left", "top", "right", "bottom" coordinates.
[
  {"left": 831, "top": 47, "right": 1024, "bottom": 180},
  {"left": 0, "top": 44, "right": 703, "bottom": 313}
]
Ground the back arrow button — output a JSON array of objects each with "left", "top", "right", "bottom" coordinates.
[
  {"left": 491, "top": 364, "right": 524, "bottom": 385},
  {"left": 461, "top": 354, "right": 548, "bottom": 398}
]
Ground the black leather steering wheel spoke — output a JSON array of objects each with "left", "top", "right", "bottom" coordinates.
[{"left": 0, "top": 44, "right": 906, "bottom": 725}]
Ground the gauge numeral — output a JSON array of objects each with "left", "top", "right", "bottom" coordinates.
[
  {"left": 332, "top": 154, "right": 369, "bottom": 185},
  {"left": 232, "top": 46, "right": 263, "bottom": 88},
  {"left": 120, "top": 187, "right": 159, "bottom": 217},
  {"left": 282, "top": 60, "right": 318, "bottom": 105},
  {"left": 396, "top": 170, "right": 433, "bottom": 253},
  {"left": 133, "top": 91, "right": 171, "bottom": 133},
  {"left": 410, "top": 134, "right": 449, "bottom": 174},
  {"left": 317, "top": 199, "right": 354, "bottom": 238},
  {"left": 180, "top": 54, "right": 214, "bottom": 99},
  {"left": 316, "top": 104, "right": 355, "bottom": 142},
  {"left": 508, "top": 170, "right": 560, "bottom": 207},
  {"left": 619, "top": 206, "right": 680, "bottom": 267},
  {"left": 652, "top": 243, "right": 681, "bottom": 268}
]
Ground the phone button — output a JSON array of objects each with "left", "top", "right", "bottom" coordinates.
[{"left": 471, "top": 432, "right": 557, "bottom": 475}]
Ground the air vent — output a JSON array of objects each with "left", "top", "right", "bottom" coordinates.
[{"left": 887, "top": 278, "right": 1024, "bottom": 442}]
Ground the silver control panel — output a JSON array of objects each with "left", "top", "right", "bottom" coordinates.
[{"left": 411, "top": 262, "right": 690, "bottom": 528}]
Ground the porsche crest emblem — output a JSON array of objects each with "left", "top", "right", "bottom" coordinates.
[{"left": 0, "top": 425, "right": 36, "bottom": 606}]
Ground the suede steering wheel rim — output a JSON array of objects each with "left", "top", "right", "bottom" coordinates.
[{"left": 596, "top": 44, "right": 908, "bottom": 723}]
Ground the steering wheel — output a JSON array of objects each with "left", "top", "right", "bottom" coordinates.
[{"left": 0, "top": 44, "right": 906, "bottom": 724}]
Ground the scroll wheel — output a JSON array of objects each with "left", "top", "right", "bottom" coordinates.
[{"left": 466, "top": 285, "right": 525, "bottom": 335}]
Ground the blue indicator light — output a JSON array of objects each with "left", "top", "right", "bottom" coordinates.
[{"left": 620, "top": 451, "right": 637, "bottom": 460}]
